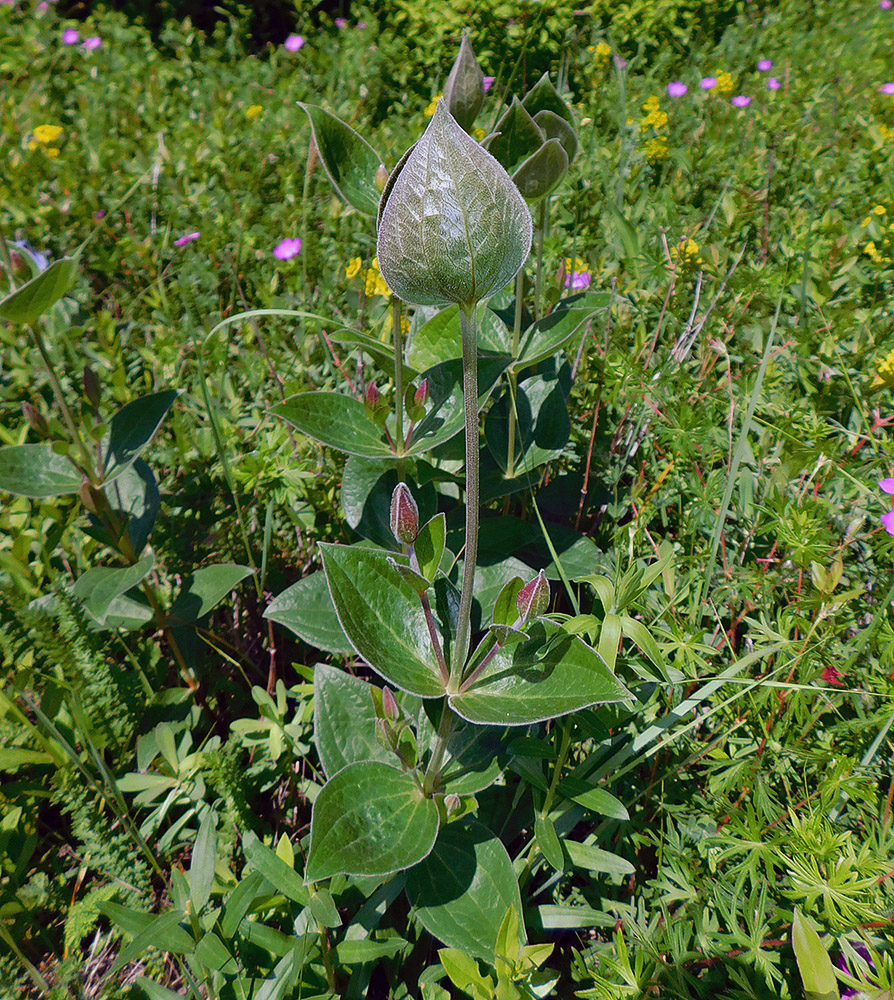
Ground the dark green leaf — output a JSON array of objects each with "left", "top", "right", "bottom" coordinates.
[
  {"left": 417, "top": 709, "right": 506, "bottom": 795},
  {"left": 534, "top": 815, "right": 564, "bottom": 871},
  {"left": 103, "top": 391, "right": 179, "bottom": 482},
  {"left": 242, "top": 831, "right": 309, "bottom": 905},
  {"left": 607, "top": 202, "right": 640, "bottom": 263},
  {"left": 273, "top": 392, "right": 393, "bottom": 458},
  {"left": 73, "top": 555, "right": 155, "bottom": 625},
  {"left": 512, "top": 138, "right": 568, "bottom": 203},
  {"left": 521, "top": 74, "right": 574, "bottom": 125},
  {"left": 110, "top": 910, "right": 194, "bottom": 973},
  {"left": 406, "top": 304, "right": 511, "bottom": 371},
  {"left": 483, "top": 98, "right": 544, "bottom": 172},
  {"left": 86, "top": 459, "right": 159, "bottom": 553},
  {"left": 220, "top": 871, "right": 268, "bottom": 939},
  {"left": 265, "top": 571, "right": 352, "bottom": 655},
  {"left": 406, "top": 820, "right": 522, "bottom": 960},
  {"left": 563, "top": 841, "right": 635, "bottom": 876},
  {"left": 450, "top": 619, "right": 631, "bottom": 725},
  {"left": 306, "top": 761, "right": 439, "bottom": 881},
  {"left": 314, "top": 664, "right": 394, "bottom": 779},
  {"left": 320, "top": 543, "right": 446, "bottom": 698},
  {"left": 334, "top": 938, "right": 409, "bottom": 964},
  {"left": 533, "top": 110, "right": 578, "bottom": 162},
  {"left": 135, "top": 977, "right": 184, "bottom": 1000},
  {"left": 492, "top": 575, "right": 525, "bottom": 626},
  {"left": 189, "top": 810, "right": 217, "bottom": 914},
  {"left": 193, "top": 932, "right": 238, "bottom": 974},
  {"left": 0, "top": 444, "right": 82, "bottom": 498},
  {"left": 298, "top": 103, "right": 383, "bottom": 216},
  {"left": 169, "top": 563, "right": 253, "bottom": 622},
  {"left": 556, "top": 778, "right": 629, "bottom": 820},
  {"left": 517, "top": 292, "right": 610, "bottom": 370},
  {"left": 415, "top": 513, "right": 446, "bottom": 583},
  {"left": 0, "top": 256, "right": 78, "bottom": 324}
]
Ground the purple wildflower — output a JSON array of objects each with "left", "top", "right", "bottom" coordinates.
[
  {"left": 62, "top": 28, "right": 79, "bottom": 44},
  {"left": 82, "top": 36, "right": 101, "bottom": 50},
  {"left": 566, "top": 271, "right": 592, "bottom": 290},
  {"left": 880, "top": 479, "right": 894, "bottom": 535},
  {"left": 356, "top": 21, "right": 367, "bottom": 29},
  {"left": 273, "top": 237, "right": 302, "bottom": 260},
  {"left": 834, "top": 942, "right": 876, "bottom": 998},
  {"left": 483, "top": 75, "right": 495, "bottom": 93},
  {"left": 173, "top": 231, "right": 200, "bottom": 247},
  {"left": 881, "top": 82, "right": 894, "bottom": 95},
  {"left": 334, "top": 17, "right": 347, "bottom": 27},
  {"left": 731, "top": 95, "right": 751, "bottom": 107},
  {"left": 667, "top": 81, "right": 687, "bottom": 97},
  {"left": 767, "top": 77, "right": 781, "bottom": 90},
  {"left": 757, "top": 59, "right": 772, "bottom": 71},
  {"left": 700, "top": 77, "right": 718, "bottom": 90},
  {"left": 284, "top": 34, "right": 303, "bottom": 51},
  {"left": 881, "top": 0, "right": 892, "bottom": 9}
]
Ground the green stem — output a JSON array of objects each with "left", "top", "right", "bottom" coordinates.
[
  {"left": 27, "top": 323, "right": 96, "bottom": 481},
  {"left": 452, "top": 304, "right": 480, "bottom": 680},
  {"left": 392, "top": 296, "right": 405, "bottom": 458},
  {"left": 541, "top": 717, "right": 572, "bottom": 817},
  {"left": 534, "top": 198, "right": 548, "bottom": 320},
  {"left": 506, "top": 269, "right": 525, "bottom": 479},
  {"left": 422, "top": 701, "right": 455, "bottom": 797}
]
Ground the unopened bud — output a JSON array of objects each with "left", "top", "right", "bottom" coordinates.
[
  {"left": 375, "top": 718, "right": 397, "bottom": 753},
  {"left": 381, "top": 687, "right": 399, "bottom": 723},
  {"left": 443, "top": 31, "right": 485, "bottom": 132},
  {"left": 390, "top": 482, "right": 419, "bottom": 545},
  {"left": 9, "top": 251, "right": 29, "bottom": 280},
  {"left": 516, "top": 569, "right": 549, "bottom": 622},
  {"left": 444, "top": 793, "right": 461, "bottom": 815},
  {"left": 365, "top": 382, "right": 380, "bottom": 408},
  {"left": 363, "top": 382, "right": 388, "bottom": 425},
  {"left": 83, "top": 366, "right": 101, "bottom": 408},
  {"left": 375, "top": 163, "right": 389, "bottom": 192},
  {"left": 78, "top": 479, "right": 104, "bottom": 515},
  {"left": 414, "top": 379, "right": 428, "bottom": 407},
  {"left": 22, "top": 401, "right": 48, "bottom": 437}
]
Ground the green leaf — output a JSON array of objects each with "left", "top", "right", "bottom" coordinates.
[
  {"left": 308, "top": 887, "right": 341, "bottom": 928},
  {"left": 298, "top": 103, "right": 383, "bottom": 217},
  {"left": 483, "top": 97, "right": 544, "bottom": 172},
  {"left": 86, "top": 591, "right": 154, "bottom": 632},
  {"left": 219, "top": 871, "right": 267, "bottom": 939},
  {"left": 136, "top": 977, "right": 184, "bottom": 1000},
  {"left": 0, "top": 748, "right": 54, "bottom": 770},
  {"left": 563, "top": 841, "right": 635, "bottom": 876},
  {"left": 534, "top": 904, "right": 614, "bottom": 930},
  {"left": 516, "top": 292, "right": 610, "bottom": 370},
  {"left": 485, "top": 367, "right": 570, "bottom": 477},
  {"left": 103, "top": 391, "right": 179, "bottom": 482},
  {"left": 450, "top": 619, "right": 631, "bottom": 726},
  {"left": 439, "top": 949, "right": 494, "bottom": 997},
  {"left": 273, "top": 392, "right": 393, "bottom": 458},
  {"left": 193, "top": 932, "right": 238, "bottom": 974},
  {"left": 598, "top": 613, "right": 622, "bottom": 671},
  {"left": 407, "top": 355, "right": 512, "bottom": 456},
  {"left": 406, "top": 820, "right": 523, "bottom": 960},
  {"left": 534, "top": 815, "right": 564, "bottom": 871},
  {"left": 533, "top": 109, "right": 578, "bottom": 163},
  {"left": 110, "top": 910, "right": 194, "bottom": 973},
  {"left": 189, "top": 810, "right": 217, "bottom": 914},
  {"left": 314, "top": 663, "right": 394, "bottom": 779},
  {"left": 512, "top": 139, "right": 568, "bottom": 203},
  {"left": 306, "top": 761, "right": 439, "bottom": 881},
  {"left": 341, "top": 457, "right": 436, "bottom": 549},
  {"left": 792, "top": 908, "right": 840, "bottom": 1000},
  {"left": 417, "top": 709, "right": 506, "bottom": 795},
  {"left": 85, "top": 459, "right": 159, "bottom": 553},
  {"left": 320, "top": 543, "right": 446, "bottom": 698},
  {"left": 521, "top": 73, "right": 574, "bottom": 126},
  {"left": 415, "top": 513, "right": 446, "bottom": 583},
  {"left": 169, "top": 563, "right": 253, "bottom": 621},
  {"left": 0, "top": 444, "right": 82, "bottom": 498},
  {"left": 556, "top": 778, "right": 629, "bottom": 820},
  {"left": 72, "top": 555, "right": 155, "bottom": 625},
  {"left": 242, "top": 831, "right": 309, "bottom": 906},
  {"left": 406, "top": 304, "right": 511, "bottom": 371},
  {"left": 264, "top": 571, "right": 353, "bottom": 655},
  {"left": 0, "top": 256, "right": 78, "bottom": 323},
  {"left": 492, "top": 576, "right": 525, "bottom": 626},
  {"left": 334, "top": 938, "right": 409, "bottom": 964},
  {"left": 607, "top": 202, "right": 640, "bottom": 264}
]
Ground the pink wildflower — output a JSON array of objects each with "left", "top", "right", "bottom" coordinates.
[
  {"left": 731, "top": 95, "right": 751, "bottom": 107},
  {"left": 880, "top": 0, "right": 892, "bottom": 9},
  {"left": 881, "top": 479, "right": 894, "bottom": 534},
  {"left": 700, "top": 77, "right": 717, "bottom": 90},
  {"left": 881, "top": 83, "right": 894, "bottom": 95},
  {"left": 273, "top": 237, "right": 302, "bottom": 260},
  {"left": 822, "top": 666, "right": 845, "bottom": 687},
  {"left": 173, "top": 232, "right": 200, "bottom": 247},
  {"left": 334, "top": 17, "right": 347, "bottom": 27},
  {"left": 483, "top": 76, "right": 495, "bottom": 93},
  {"left": 667, "top": 81, "right": 687, "bottom": 97},
  {"left": 767, "top": 77, "right": 781, "bottom": 90},
  {"left": 757, "top": 59, "right": 772, "bottom": 71},
  {"left": 82, "top": 36, "right": 101, "bottom": 50},
  {"left": 284, "top": 34, "right": 303, "bottom": 51},
  {"left": 62, "top": 28, "right": 79, "bottom": 44}
]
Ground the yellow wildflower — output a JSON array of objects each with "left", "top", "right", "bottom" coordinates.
[
  {"left": 346, "top": 257, "right": 362, "bottom": 279},
  {"left": 671, "top": 238, "right": 703, "bottom": 265},
  {"left": 33, "top": 124, "right": 63, "bottom": 144},
  {"left": 594, "top": 41, "right": 611, "bottom": 59},
  {"left": 642, "top": 95, "right": 661, "bottom": 112},
  {"left": 245, "top": 105, "right": 263, "bottom": 120},
  {"left": 473, "top": 127, "right": 486, "bottom": 141},
  {"left": 861, "top": 216, "right": 873, "bottom": 228},
  {"left": 45, "top": 147, "right": 60, "bottom": 158},
  {"left": 625, "top": 116, "right": 634, "bottom": 126},
  {"left": 865, "top": 241, "right": 879, "bottom": 260},
  {"left": 644, "top": 137, "right": 668, "bottom": 162},
  {"left": 640, "top": 109, "right": 669, "bottom": 130},
  {"left": 364, "top": 258, "right": 390, "bottom": 298},
  {"left": 27, "top": 141, "right": 38, "bottom": 151},
  {"left": 876, "top": 347, "right": 894, "bottom": 382},
  {"left": 715, "top": 71, "right": 735, "bottom": 95},
  {"left": 424, "top": 94, "right": 442, "bottom": 117},
  {"left": 873, "top": 204, "right": 887, "bottom": 215}
]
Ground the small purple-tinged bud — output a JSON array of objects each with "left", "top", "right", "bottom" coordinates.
[
  {"left": 516, "top": 569, "right": 549, "bottom": 622},
  {"left": 390, "top": 482, "right": 419, "bottom": 545},
  {"left": 365, "top": 382, "right": 380, "bottom": 408},
  {"left": 375, "top": 163, "right": 389, "bottom": 192},
  {"left": 444, "top": 793, "right": 461, "bottom": 815},
  {"left": 22, "top": 401, "right": 48, "bottom": 436},
  {"left": 9, "top": 251, "right": 29, "bottom": 280},
  {"left": 83, "top": 365, "right": 101, "bottom": 408},
  {"left": 382, "top": 687, "right": 399, "bottom": 722},
  {"left": 78, "top": 479, "right": 104, "bottom": 515},
  {"left": 375, "top": 718, "right": 397, "bottom": 752},
  {"left": 414, "top": 379, "right": 428, "bottom": 407}
]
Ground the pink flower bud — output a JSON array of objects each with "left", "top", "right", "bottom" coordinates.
[
  {"left": 381, "top": 687, "right": 399, "bottom": 722},
  {"left": 414, "top": 379, "right": 428, "bottom": 407},
  {"left": 365, "top": 382, "right": 380, "bottom": 408},
  {"left": 516, "top": 569, "right": 549, "bottom": 622},
  {"left": 83, "top": 365, "right": 101, "bottom": 408},
  {"left": 22, "top": 401, "right": 48, "bottom": 436},
  {"left": 390, "top": 483, "right": 419, "bottom": 545}
]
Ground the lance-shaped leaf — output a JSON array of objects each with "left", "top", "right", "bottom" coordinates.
[
  {"left": 264, "top": 571, "right": 353, "bottom": 654},
  {"left": 450, "top": 619, "right": 631, "bottom": 725},
  {"left": 306, "top": 761, "right": 439, "bottom": 881},
  {"left": 521, "top": 73, "right": 574, "bottom": 126},
  {"left": 483, "top": 98, "right": 544, "bottom": 172},
  {"left": 443, "top": 31, "right": 485, "bottom": 132},
  {"left": 0, "top": 256, "right": 78, "bottom": 324},
  {"left": 516, "top": 291, "right": 610, "bottom": 371},
  {"left": 85, "top": 459, "right": 159, "bottom": 553},
  {"left": 533, "top": 109, "right": 578, "bottom": 163},
  {"left": 273, "top": 392, "right": 394, "bottom": 458},
  {"left": 314, "top": 664, "right": 394, "bottom": 779},
  {"left": 169, "top": 563, "right": 254, "bottom": 621},
  {"left": 103, "top": 390, "right": 179, "bottom": 482},
  {"left": 512, "top": 138, "right": 568, "bottom": 203},
  {"left": 405, "top": 820, "right": 522, "bottom": 960},
  {"left": 73, "top": 554, "right": 156, "bottom": 625},
  {"left": 0, "top": 444, "right": 83, "bottom": 498},
  {"left": 320, "top": 543, "right": 447, "bottom": 697},
  {"left": 792, "top": 908, "right": 840, "bottom": 1000},
  {"left": 299, "top": 103, "right": 384, "bottom": 217},
  {"left": 377, "top": 102, "right": 532, "bottom": 308}
]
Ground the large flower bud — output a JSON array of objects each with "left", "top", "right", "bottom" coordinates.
[
  {"left": 390, "top": 482, "right": 419, "bottom": 545},
  {"left": 376, "top": 103, "right": 532, "bottom": 308},
  {"left": 443, "top": 31, "right": 485, "bottom": 132}
]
